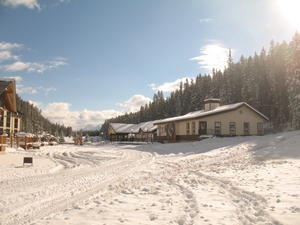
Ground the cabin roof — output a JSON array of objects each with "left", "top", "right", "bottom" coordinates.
[
  {"left": 154, "top": 102, "right": 269, "bottom": 124},
  {"left": 110, "top": 121, "right": 157, "bottom": 134},
  {"left": 110, "top": 123, "right": 137, "bottom": 134}
]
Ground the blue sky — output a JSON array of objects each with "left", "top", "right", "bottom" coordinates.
[{"left": 0, "top": 0, "right": 299, "bottom": 129}]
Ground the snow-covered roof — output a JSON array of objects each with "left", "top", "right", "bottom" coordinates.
[
  {"left": 154, "top": 102, "right": 269, "bottom": 124},
  {"left": 110, "top": 121, "right": 157, "bottom": 134},
  {"left": 134, "top": 121, "right": 158, "bottom": 133},
  {"left": 110, "top": 123, "right": 137, "bottom": 134}
]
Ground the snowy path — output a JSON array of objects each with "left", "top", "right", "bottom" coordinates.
[
  {"left": 1, "top": 131, "right": 300, "bottom": 225},
  {"left": 0, "top": 145, "right": 154, "bottom": 225}
]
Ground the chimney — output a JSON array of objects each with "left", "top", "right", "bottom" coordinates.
[{"left": 204, "top": 98, "right": 221, "bottom": 111}]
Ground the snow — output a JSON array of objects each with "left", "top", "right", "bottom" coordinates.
[
  {"left": 110, "top": 121, "right": 157, "bottom": 133},
  {"left": 154, "top": 102, "right": 269, "bottom": 124},
  {"left": 0, "top": 131, "right": 300, "bottom": 225}
]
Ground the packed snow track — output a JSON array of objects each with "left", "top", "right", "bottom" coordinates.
[{"left": 0, "top": 131, "right": 300, "bottom": 225}]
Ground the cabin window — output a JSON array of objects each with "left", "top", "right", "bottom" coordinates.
[
  {"left": 14, "top": 118, "right": 18, "bottom": 129},
  {"left": 229, "top": 122, "right": 236, "bottom": 136},
  {"left": 6, "top": 112, "right": 11, "bottom": 128},
  {"left": 215, "top": 122, "right": 221, "bottom": 136},
  {"left": 191, "top": 122, "right": 196, "bottom": 135},
  {"left": 160, "top": 125, "right": 163, "bottom": 135},
  {"left": 257, "top": 122, "right": 263, "bottom": 135},
  {"left": 186, "top": 122, "right": 190, "bottom": 135},
  {"left": 244, "top": 122, "right": 250, "bottom": 135}
]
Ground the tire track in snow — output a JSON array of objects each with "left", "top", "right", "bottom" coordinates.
[{"left": 0, "top": 150, "right": 154, "bottom": 225}]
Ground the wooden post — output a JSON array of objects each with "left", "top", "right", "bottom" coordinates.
[
  {"left": 10, "top": 134, "right": 13, "bottom": 148},
  {"left": 16, "top": 136, "right": 19, "bottom": 148},
  {"left": 25, "top": 137, "right": 27, "bottom": 150}
]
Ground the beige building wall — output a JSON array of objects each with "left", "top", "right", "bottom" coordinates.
[
  {"left": 160, "top": 105, "right": 266, "bottom": 136},
  {"left": 108, "top": 126, "right": 116, "bottom": 135}
]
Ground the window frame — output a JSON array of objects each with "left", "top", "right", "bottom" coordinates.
[
  {"left": 191, "top": 121, "right": 196, "bottom": 135},
  {"left": 215, "top": 121, "right": 221, "bottom": 136},
  {"left": 6, "top": 112, "right": 11, "bottom": 128},
  {"left": 14, "top": 118, "right": 18, "bottom": 129},
  {"left": 186, "top": 122, "right": 190, "bottom": 135},
  {"left": 229, "top": 122, "right": 236, "bottom": 136},
  {"left": 244, "top": 122, "right": 250, "bottom": 135}
]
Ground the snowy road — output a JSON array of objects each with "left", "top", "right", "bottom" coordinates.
[{"left": 1, "top": 131, "right": 300, "bottom": 225}]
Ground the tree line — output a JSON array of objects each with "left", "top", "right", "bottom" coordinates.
[
  {"left": 16, "top": 95, "right": 72, "bottom": 136},
  {"left": 101, "top": 34, "right": 300, "bottom": 136}
]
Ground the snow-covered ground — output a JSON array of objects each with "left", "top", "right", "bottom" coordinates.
[{"left": 0, "top": 131, "right": 299, "bottom": 225}]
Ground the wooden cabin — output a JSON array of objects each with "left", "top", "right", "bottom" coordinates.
[
  {"left": 108, "top": 123, "right": 138, "bottom": 141},
  {"left": 0, "top": 79, "right": 21, "bottom": 151},
  {"left": 108, "top": 121, "right": 157, "bottom": 142},
  {"left": 154, "top": 99, "right": 269, "bottom": 143},
  {"left": 134, "top": 121, "right": 157, "bottom": 142}
]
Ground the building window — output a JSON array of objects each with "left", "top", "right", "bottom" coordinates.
[
  {"left": 257, "top": 122, "right": 263, "bottom": 135},
  {"left": 191, "top": 122, "right": 196, "bottom": 135},
  {"left": 244, "top": 122, "right": 250, "bottom": 135},
  {"left": 6, "top": 112, "right": 11, "bottom": 128},
  {"left": 215, "top": 122, "right": 221, "bottom": 136},
  {"left": 186, "top": 122, "right": 190, "bottom": 135},
  {"left": 229, "top": 122, "right": 236, "bottom": 136},
  {"left": 14, "top": 118, "right": 18, "bottom": 129}
]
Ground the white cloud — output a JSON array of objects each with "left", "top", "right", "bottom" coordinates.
[
  {"left": 117, "top": 94, "right": 152, "bottom": 113},
  {"left": 1, "top": 59, "right": 67, "bottom": 73},
  {"left": 199, "top": 18, "right": 214, "bottom": 23},
  {"left": 2, "top": 61, "right": 30, "bottom": 71},
  {"left": 0, "top": 0, "right": 40, "bottom": 9},
  {"left": 42, "top": 102, "right": 122, "bottom": 130},
  {"left": 0, "top": 50, "right": 19, "bottom": 62},
  {"left": 190, "top": 41, "right": 233, "bottom": 72},
  {"left": 17, "top": 84, "right": 38, "bottom": 94},
  {"left": 0, "top": 41, "right": 23, "bottom": 50},
  {"left": 150, "top": 77, "right": 193, "bottom": 93},
  {"left": 2, "top": 76, "right": 56, "bottom": 95},
  {"left": 0, "top": 41, "right": 67, "bottom": 73},
  {"left": 3, "top": 76, "right": 23, "bottom": 81},
  {"left": 40, "top": 94, "right": 151, "bottom": 130}
]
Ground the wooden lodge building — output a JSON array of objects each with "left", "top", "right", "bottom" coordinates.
[
  {"left": 0, "top": 79, "right": 21, "bottom": 150},
  {"left": 154, "top": 99, "right": 269, "bottom": 142},
  {"left": 108, "top": 121, "right": 157, "bottom": 142}
]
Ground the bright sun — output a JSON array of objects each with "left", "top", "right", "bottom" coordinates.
[{"left": 277, "top": 0, "right": 300, "bottom": 29}]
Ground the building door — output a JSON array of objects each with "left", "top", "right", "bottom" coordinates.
[
  {"left": 244, "top": 122, "right": 250, "bottom": 135},
  {"left": 199, "top": 121, "right": 207, "bottom": 135}
]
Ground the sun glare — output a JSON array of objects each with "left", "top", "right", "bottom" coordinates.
[{"left": 277, "top": 0, "right": 300, "bottom": 29}]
